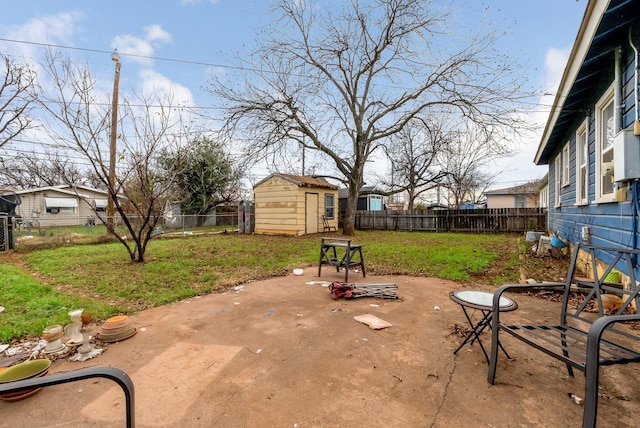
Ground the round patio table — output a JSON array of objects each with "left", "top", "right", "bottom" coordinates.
[{"left": 449, "top": 290, "right": 517, "bottom": 363}]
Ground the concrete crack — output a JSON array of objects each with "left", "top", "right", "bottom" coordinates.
[{"left": 429, "top": 354, "right": 457, "bottom": 428}]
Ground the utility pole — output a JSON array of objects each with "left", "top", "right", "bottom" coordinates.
[
  {"left": 107, "top": 49, "right": 121, "bottom": 234},
  {"left": 301, "top": 136, "right": 305, "bottom": 176}
]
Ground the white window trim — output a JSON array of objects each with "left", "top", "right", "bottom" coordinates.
[
  {"left": 554, "top": 155, "right": 562, "bottom": 207},
  {"left": 562, "top": 143, "right": 570, "bottom": 187},
  {"left": 575, "top": 119, "right": 589, "bottom": 206},
  {"left": 324, "top": 193, "right": 335, "bottom": 219},
  {"left": 595, "top": 83, "right": 616, "bottom": 203}
]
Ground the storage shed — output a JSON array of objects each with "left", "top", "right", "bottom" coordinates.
[{"left": 253, "top": 174, "right": 339, "bottom": 235}]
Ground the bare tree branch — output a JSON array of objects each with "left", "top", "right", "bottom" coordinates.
[
  {"left": 0, "top": 55, "right": 38, "bottom": 149},
  {"left": 208, "top": 0, "right": 531, "bottom": 234},
  {"left": 38, "top": 51, "right": 194, "bottom": 262}
]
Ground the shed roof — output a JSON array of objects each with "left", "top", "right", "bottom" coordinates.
[{"left": 254, "top": 173, "right": 338, "bottom": 189}]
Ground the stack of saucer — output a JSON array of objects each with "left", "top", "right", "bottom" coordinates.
[
  {"left": 41, "top": 325, "right": 66, "bottom": 354},
  {"left": 96, "top": 316, "right": 137, "bottom": 343}
]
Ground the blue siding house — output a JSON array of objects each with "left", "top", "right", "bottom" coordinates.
[{"left": 535, "top": 0, "right": 640, "bottom": 264}]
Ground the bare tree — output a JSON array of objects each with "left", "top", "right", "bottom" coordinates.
[
  {"left": 379, "top": 118, "right": 449, "bottom": 210},
  {"left": 38, "top": 52, "right": 192, "bottom": 262},
  {"left": 0, "top": 55, "right": 38, "bottom": 149},
  {"left": 438, "top": 126, "right": 508, "bottom": 208},
  {"left": 208, "top": 0, "right": 528, "bottom": 234},
  {"left": 0, "top": 151, "right": 91, "bottom": 188}
]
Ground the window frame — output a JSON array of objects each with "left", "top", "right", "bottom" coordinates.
[
  {"left": 324, "top": 193, "right": 335, "bottom": 219},
  {"left": 554, "top": 154, "right": 562, "bottom": 207},
  {"left": 595, "top": 83, "right": 616, "bottom": 203},
  {"left": 576, "top": 119, "right": 589, "bottom": 206},
  {"left": 368, "top": 194, "right": 383, "bottom": 211},
  {"left": 562, "top": 143, "right": 570, "bottom": 187}
]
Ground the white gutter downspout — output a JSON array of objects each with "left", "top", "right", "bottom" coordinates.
[{"left": 616, "top": 47, "right": 624, "bottom": 131}]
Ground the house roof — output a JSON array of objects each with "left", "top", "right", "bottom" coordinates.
[
  {"left": 254, "top": 173, "right": 338, "bottom": 190},
  {"left": 338, "top": 186, "right": 384, "bottom": 198},
  {"left": 12, "top": 185, "right": 108, "bottom": 198},
  {"left": 535, "top": 0, "right": 639, "bottom": 165},
  {"left": 484, "top": 182, "right": 540, "bottom": 196}
]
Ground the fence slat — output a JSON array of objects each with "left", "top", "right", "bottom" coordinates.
[{"left": 354, "top": 208, "right": 546, "bottom": 233}]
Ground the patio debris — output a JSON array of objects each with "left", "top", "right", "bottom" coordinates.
[
  {"left": 329, "top": 282, "right": 398, "bottom": 300},
  {"left": 568, "top": 393, "right": 584, "bottom": 405},
  {"left": 434, "top": 306, "right": 441, "bottom": 311},
  {"left": 353, "top": 314, "right": 393, "bottom": 330},
  {"left": 599, "top": 294, "right": 623, "bottom": 313},
  {"left": 69, "top": 347, "right": 103, "bottom": 362},
  {"left": 305, "top": 281, "right": 332, "bottom": 287}
]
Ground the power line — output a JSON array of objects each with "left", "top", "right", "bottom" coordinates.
[
  {"left": 0, "top": 37, "right": 568, "bottom": 110},
  {"left": 0, "top": 37, "right": 254, "bottom": 72}
]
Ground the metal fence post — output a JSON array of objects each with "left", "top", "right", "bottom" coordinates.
[
  {"left": 238, "top": 201, "right": 245, "bottom": 234},
  {"left": 244, "top": 201, "right": 252, "bottom": 233}
]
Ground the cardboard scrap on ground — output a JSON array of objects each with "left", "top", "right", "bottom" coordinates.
[{"left": 353, "top": 314, "right": 393, "bottom": 330}]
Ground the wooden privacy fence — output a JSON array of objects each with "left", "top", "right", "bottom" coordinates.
[{"left": 354, "top": 208, "right": 547, "bottom": 233}]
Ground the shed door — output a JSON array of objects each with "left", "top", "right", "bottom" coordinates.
[{"left": 305, "top": 193, "right": 319, "bottom": 234}]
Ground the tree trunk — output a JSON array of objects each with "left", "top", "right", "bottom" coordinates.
[{"left": 342, "top": 181, "right": 362, "bottom": 236}]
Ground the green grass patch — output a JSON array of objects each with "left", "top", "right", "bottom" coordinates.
[
  {"left": 1, "top": 231, "right": 520, "bottom": 341},
  {"left": 0, "top": 262, "right": 127, "bottom": 341}
]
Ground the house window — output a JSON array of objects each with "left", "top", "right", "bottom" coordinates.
[
  {"left": 554, "top": 155, "right": 562, "bottom": 207},
  {"left": 562, "top": 143, "right": 570, "bottom": 187},
  {"left": 514, "top": 195, "right": 525, "bottom": 208},
  {"left": 44, "top": 197, "right": 78, "bottom": 214},
  {"left": 368, "top": 195, "right": 383, "bottom": 211},
  {"left": 94, "top": 199, "right": 108, "bottom": 212},
  {"left": 324, "top": 194, "right": 335, "bottom": 219},
  {"left": 596, "top": 85, "right": 616, "bottom": 201},
  {"left": 576, "top": 120, "right": 588, "bottom": 205}
]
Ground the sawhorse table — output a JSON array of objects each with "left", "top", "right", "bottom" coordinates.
[{"left": 318, "top": 237, "right": 366, "bottom": 282}]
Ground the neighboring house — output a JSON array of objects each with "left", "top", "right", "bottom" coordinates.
[
  {"left": 338, "top": 186, "right": 385, "bottom": 213},
  {"left": 535, "top": 1, "right": 640, "bottom": 252},
  {"left": 484, "top": 182, "right": 540, "bottom": 209},
  {"left": 253, "top": 174, "right": 338, "bottom": 235},
  {"left": 12, "top": 185, "right": 112, "bottom": 227}
]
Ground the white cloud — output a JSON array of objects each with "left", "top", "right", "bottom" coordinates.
[
  {"left": 5, "top": 12, "right": 82, "bottom": 44},
  {"left": 112, "top": 34, "right": 155, "bottom": 66},
  {"left": 2, "top": 12, "right": 83, "bottom": 59},
  {"left": 544, "top": 47, "right": 571, "bottom": 90},
  {"left": 138, "top": 69, "right": 195, "bottom": 107},
  {"left": 144, "top": 24, "right": 172, "bottom": 43},
  {"left": 490, "top": 46, "right": 572, "bottom": 188},
  {"left": 111, "top": 24, "right": 173, "bottom": 66}
]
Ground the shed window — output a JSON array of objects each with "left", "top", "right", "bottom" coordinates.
[
  {"left": 576, "top": 120, "right": 588, "bottom": 205},
  {"left": 324, "top": 194, "right": 335, "bottom": 219},
  {"left": 596, "top": 85, "right": 615, "bottom": 202}
]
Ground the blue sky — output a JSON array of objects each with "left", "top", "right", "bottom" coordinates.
[{"left": 0, "top": 0, "right": 588, "bottom": 191}]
